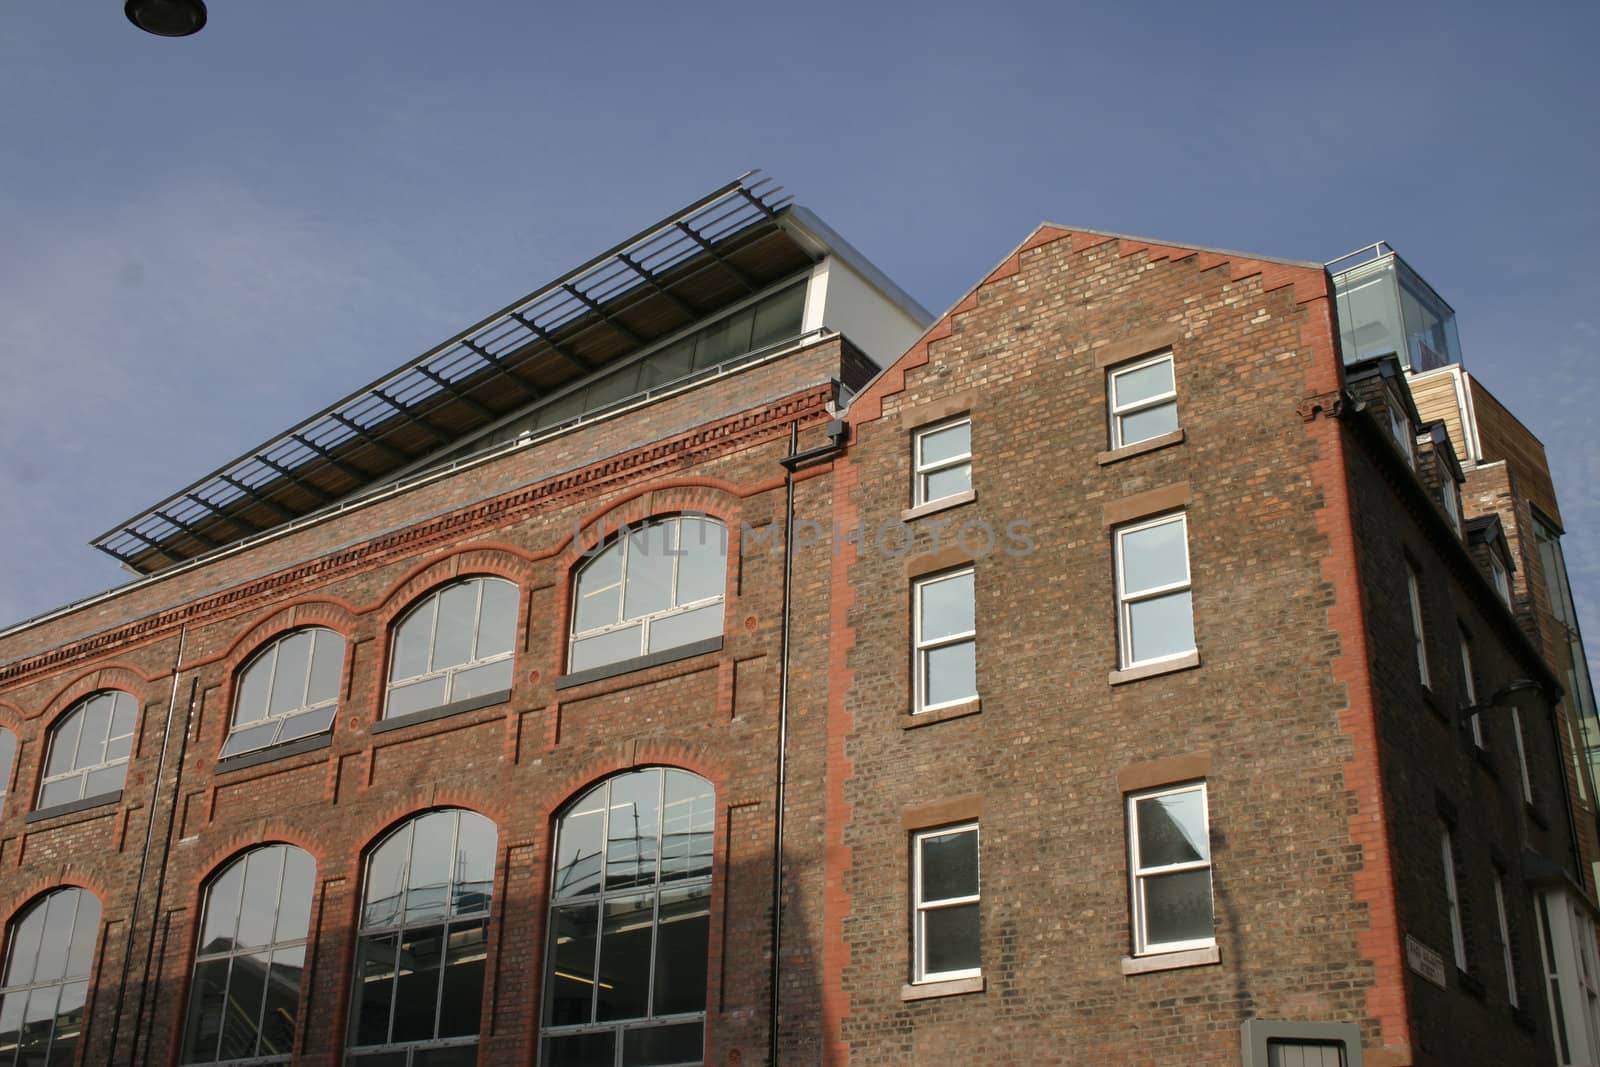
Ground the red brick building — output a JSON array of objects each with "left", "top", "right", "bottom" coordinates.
[{"left": 0, "top": 177, "right": 1595, "bottom": 1066}]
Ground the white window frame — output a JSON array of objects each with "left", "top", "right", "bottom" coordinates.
[
  {"left": 912, "top": 567, "right": 977, "bottom": 713},
  {"left": 1407, "top": 562, "right": 1430, "bottom": 688},
  {"left": 37, "top": 691, "right": 137, "bottom": 810},
  {"left": 1493, "top": 872, "right": 1518, "bottom": 1008},
  {"left": 1437, "top": 457, "right": 1462, "bottom": 535},
  {"left": 912, "top": 822, "right": 981, "bottom": 983},
  {"left": 1442, "top": 828, "right": 1466, "bottom": 970},
  {"left": 1461, "top": 630, "right": 1483, "bottom": 749},
  {"left": 1108, "top": 351, "right": 1178, "bottom": 450},
  {"left": 1536, "top": 890, "right": 1600, "bottom": 1066},
  {"left": 1490, "top": 551, "right": 1512, "bottom": 605},
  {"left": 1114, "top": 512, "right": 1195, "bottom": 670},
  {"left": 222, "top": 627, "right": 345, "bottom": 758},
  {"left": 1386, "top": 386, "right": 1415, "bottom": 466},
  {"left": 1127, "top": 781, "right": 1214, "bottom": 956},
  {"left": 911, "top": 416, "right": 972, "bottom": 507},
  {"left": 386, "top": 576, "right": 518, "bottom": 718}
]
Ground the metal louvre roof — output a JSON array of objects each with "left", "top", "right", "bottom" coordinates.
[{"left": 95, "top": 173, "right": 818, "bottom": 575}]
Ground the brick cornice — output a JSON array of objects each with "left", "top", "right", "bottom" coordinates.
[{"left": 0, "top": 387, "right": 833, "bottom": 689}]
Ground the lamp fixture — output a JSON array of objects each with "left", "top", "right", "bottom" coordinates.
[{"left": 125, "top": 0, "right": 207, "bottom": 37}]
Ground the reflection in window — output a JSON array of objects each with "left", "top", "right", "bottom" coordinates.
[
  {"left": 38, "top": 691, "right": 138, "bottom": 810},
  {"left": 223, "top": 629, "right": 345, "bottom": 758},
  {"left": 912, "top": 824, "right": 980, "bottom": 983},
  {"left": 387, "top": 578, "right": 518, "bottom": 719},
  {"left": 0, "top": 887, "right": 101, "bottom": 1063},
  {"left": 913, "top": 569, "right": 977, "bottom": 712},
  {"left": 182, "top": 845, "right": 316, "bottom": 1064},
  {"left": 1128, "top": 783, "right": 1213, "bottom": 955},
  {"left": 568, "top": 517, "right": 727, "bottom": 674},
  {"left": 0, "top": 728, "right": 15, "bottom": 819},
  {"left": 348, "top": 809, "right": 497, "bottom": 1064},
  {"left": 541, "top": 768, "right": 714, "bottom": 1066},
  {"left": 1108, "top": 353, "right": 1178, "bottom": 449},
  {"left": 1114, "top": 514, "right": 1195, "bottom": 669},
  {"left": 913, "top": 417, "right": 972, "bottom": 507}
]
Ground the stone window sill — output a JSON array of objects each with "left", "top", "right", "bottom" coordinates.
[
  {"left": 372, "top": 689, "right": 512, "bottom": 735},
  {"left": 1120, "top": 944, "right": 1220, "bottom": 975},
  {"left": 1097, "top": 429, "right": 1185, "bottom": 466},
  {"left": 215, "top": 732, "right": 332, "bottom": 775},
  {"left": 26, "top": 790, "right": 123, "bottom": 825},
  {"left": 1109, "top": 650, "right": 1200, "bottom": 686},
  {"left": 904, "top": 698, "right": 981, "bottom": 729},
  {"left": 901, "top": 975, "right": 984, "bottom": 1001},
  {"left": 556, "top": 637, "right": 723, "bottom": 691},
  {"left": 901, "top": 489, "right": 977, "bottom": 523}
]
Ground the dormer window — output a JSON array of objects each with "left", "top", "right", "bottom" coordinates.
[
  {"left": 1437, "top": 463, "right": 1461, "bottom": 534},
  {"left": 1490, "top": 551, "right": 1511, "bottom": 605},
  {"left": 1385, "top": 388, "right": 1414, "bottom": 467}
]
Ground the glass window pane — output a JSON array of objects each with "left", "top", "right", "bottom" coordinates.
[
  {"left": 48, "top": 981, "right": 86, "bottom": 1067},
  {"left": 553, "top": 800, "right": 605, "bottom": 901},
  {"left": 1128, "top": 591, "right": 1195, "bottom": 663},
  {"left": 1142, "top": 868, "right": 1214, "bottom": 946},
  {"left": 350, "top": 933, "right": 397, "bottom": 1047},
  {"left": 923, "top": 902, "right": 980, "bottom": 975},
  {"left": 1120, "top": 520, "right": 1187, "bottom": 593},
  {"left": 570, "top": 625, "right": 643, "bottom": 673},
  {"left": 404, "top": 812, "right": 457, "bottom": 924},
  {"left": 363, "top": 826, "right": 411, "bottom": 929},
  {"left": 259, "top": 946, "right": 303, "bottom": 1056},
  {"left": 475, "top": 579, "right": 518, "bottom": 660},
  {"left": 72, "top": 698, "right": 111, "bottom": 771},
  {"left": 0, "top": 728, "right": 14, "bottom": 814},
  {"left": 32, "top": 892, "right": 79, "bottom": 984},
  {"left": 38, "top": 779, "right": 81, "bottom": 810},
  {"left": 199, "top": 861, "right": 245, "bottom": 957},
  {"left": 82, "top": 764, "right": 127, "bottom": 799},
  {"left": 276, "top": 848, "right": 315, "bottom": 943},
  {"left": 660, "top": 770, "right": 715, "bottom": 883},
  {"left": 391, "top": 600, "right": 436, "bottom": 682},
  {"left": 675, "top": 518, "right": 726, "bottom": 605},
  {"left": 414, "top": 1045, "right": 481, "bottom": 1067},
  {"left": 623, "top": 1020, "right": 706, "bottom": 1067},
  {"left": 1136, "top": 790, "right": 1209, "bottom": 868},
  {"left": 577, "top": 542, "right": 624, "bottom": 598},
  {"left": 277, "top": 704, "right": 336, "bottom": 744},
  {"left": 437, "top": 919, "right": 488, "bottom": 1038},
  {"left": 453, "top": 813, "right": 497, "bottom": 917},
  {"left": 640, "top": 335, "right": 696, "bottom": 388},
  {"left": 267, "top": 632, "right": 313, "bottom": 716},
  {"left": 0, "top": 993, "right": 21, "bottom": 1060},
  {"left": 108, "top": 693, "right": 136, "bottom": 741},
  {"left": 1119, "top": 401, "right": 1178, "bottom": 444},
  {"left": 693, "top": 306, "right": 754, "bottom": 368},
  {"left": 390, "top": 925, "right": 445, "bottom": 1043},
  {"left": 750, "top": 282, "right": 806, "bottom": 350},
  {"left": 623, "top": 525, "right": 675, "bottom": 619},
  {"left": 431, "top": 583, "right": 479, "bottom": 672},
  {"left": 63, "top": 895, "right": 98, "bottom": 981},
  {"left": 217, "top": 951, "right": 269, "bottom": 1060},
  {"left": 923, "top": 642, "right": 978, "bottom": 707},
  {"left": 923, "top": 464, "right": 971, "bottom": 502},
  {"left": 235, "top": 654, "right": 274, "bottom": 726},
  {"left": 606, "top": 772, "right": 661, "bottom": 892},
  {"left": 919, "top": 572, "right": 975, "bottom": 641},
  {"left": 1113, "top": 358, "right": 1174, "bottom": 407},
  {"left": 544, "top": 1031, "right": 614, "bottom": 1067},
  {"left": 235, "top": 847, "right": 285, "bottom": 951},
  {"left": 451, "top": 658, "right": 513, "bottom": 702},
  {"left": 44, "top": 711, "right": 84, "bottom": 779},
  {"left": 595, "top": 892, "right": 654, "bottom": 1022},
  {"left": 653, "top": 884, "right": 710, "bottom": 1017},
  {"left": 645, "top": 603, "right": 724, "bottom": 655},
  {"left": 220, "top": 721, "right": 280, "bottom": 759},
  {"left": 307, "top": 629, "right": 344, "bottom": 706},
  {"left": 18, "top": 984, "right": 58, "bottom": 1058},
  {"left": 920, "top": 829, "right": 978, "bottom": 902},
  {"left": 5, "top": 902, "right": 48, "bottom": 986},
  {"left": 575, "top": 582, "right": 622, "bottom": 633},
  {"left": 545, "top": 903, "right": 599, "bottom": 1027},
  {"left": 386, "top": 676, "right": 448, "bottom": 720},
  {"left": 103, "top": 730, "right": 133, "bottom": 763},
  {"left": 918, "top": 422, "right": 971, "bottom": 467}
]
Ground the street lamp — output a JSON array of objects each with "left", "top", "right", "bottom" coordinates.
[
  {"left": 1458, "top": 678, "right": 1546, "bottom": 730},
  {"left": 125, "top": 0, "right": 207, "bottom": 36}
]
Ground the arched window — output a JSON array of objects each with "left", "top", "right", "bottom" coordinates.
[
  {"left": 569, "top": 517, "right": 727, "bottom": 674},
  {"left": 0, "top": 887, "right": 101, "bottom": 1062},
  {"left": 541, "top": 767, "right": 714, "bottom": 1066},
  {"left": 348, "top": 809, "right": 497, "bottom": 1063},
  {"left": 38, "top": 691, "right": 137, "bottom": 810},
  {"left": 0, "top": 727, "right": 16, "bottom": 818},
  {"left": 182, "top": 845, "right": 316, "bottom": 1064},
  {"left": 387, "top": 578, "right": 518, "bottom": 720},
  {"left": 223, "top": 629, "right": 346, "bottom": 758}
]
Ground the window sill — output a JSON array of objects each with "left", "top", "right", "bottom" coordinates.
[
  {"left": 556, "top": 637, "right": 724, "bottom": 691},
  {"left": 372, "top": 689, "right": 512, "bottom": 734},
  {"left": 26, "top": 790, "right": 123, "bottom": 824},
  {"left": 215, "top": 732, "right": 333, "bottom": 775},
  {"left": 901, "top": 975, "right": 984, "bottom": 1001},
  {"left": 1109, "top": 650, "right": 1200, "bottom": 686},
  {"left": 1097, "top": 429, "right": 1185, "bottom": 466},
  {"left": 1120, "top": 944, "right": 1220, "bottom": 975},
  {"left": 904, "top": 698, "right": 981, "bottom": 729},
  {"left": 901, "top": 489, "right": 977, "bottom": 523}
]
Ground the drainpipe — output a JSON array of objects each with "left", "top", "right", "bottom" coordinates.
[
  {"left": 107, "top": 624, "right": 188, "bottom": 1064},
  {"left": 770, "top": 417, "right": 848, "bottom": 1065}
]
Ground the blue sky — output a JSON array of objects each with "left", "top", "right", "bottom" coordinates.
[{"left": 2, "top": 1, "right": 1597, "bottom": 668}]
